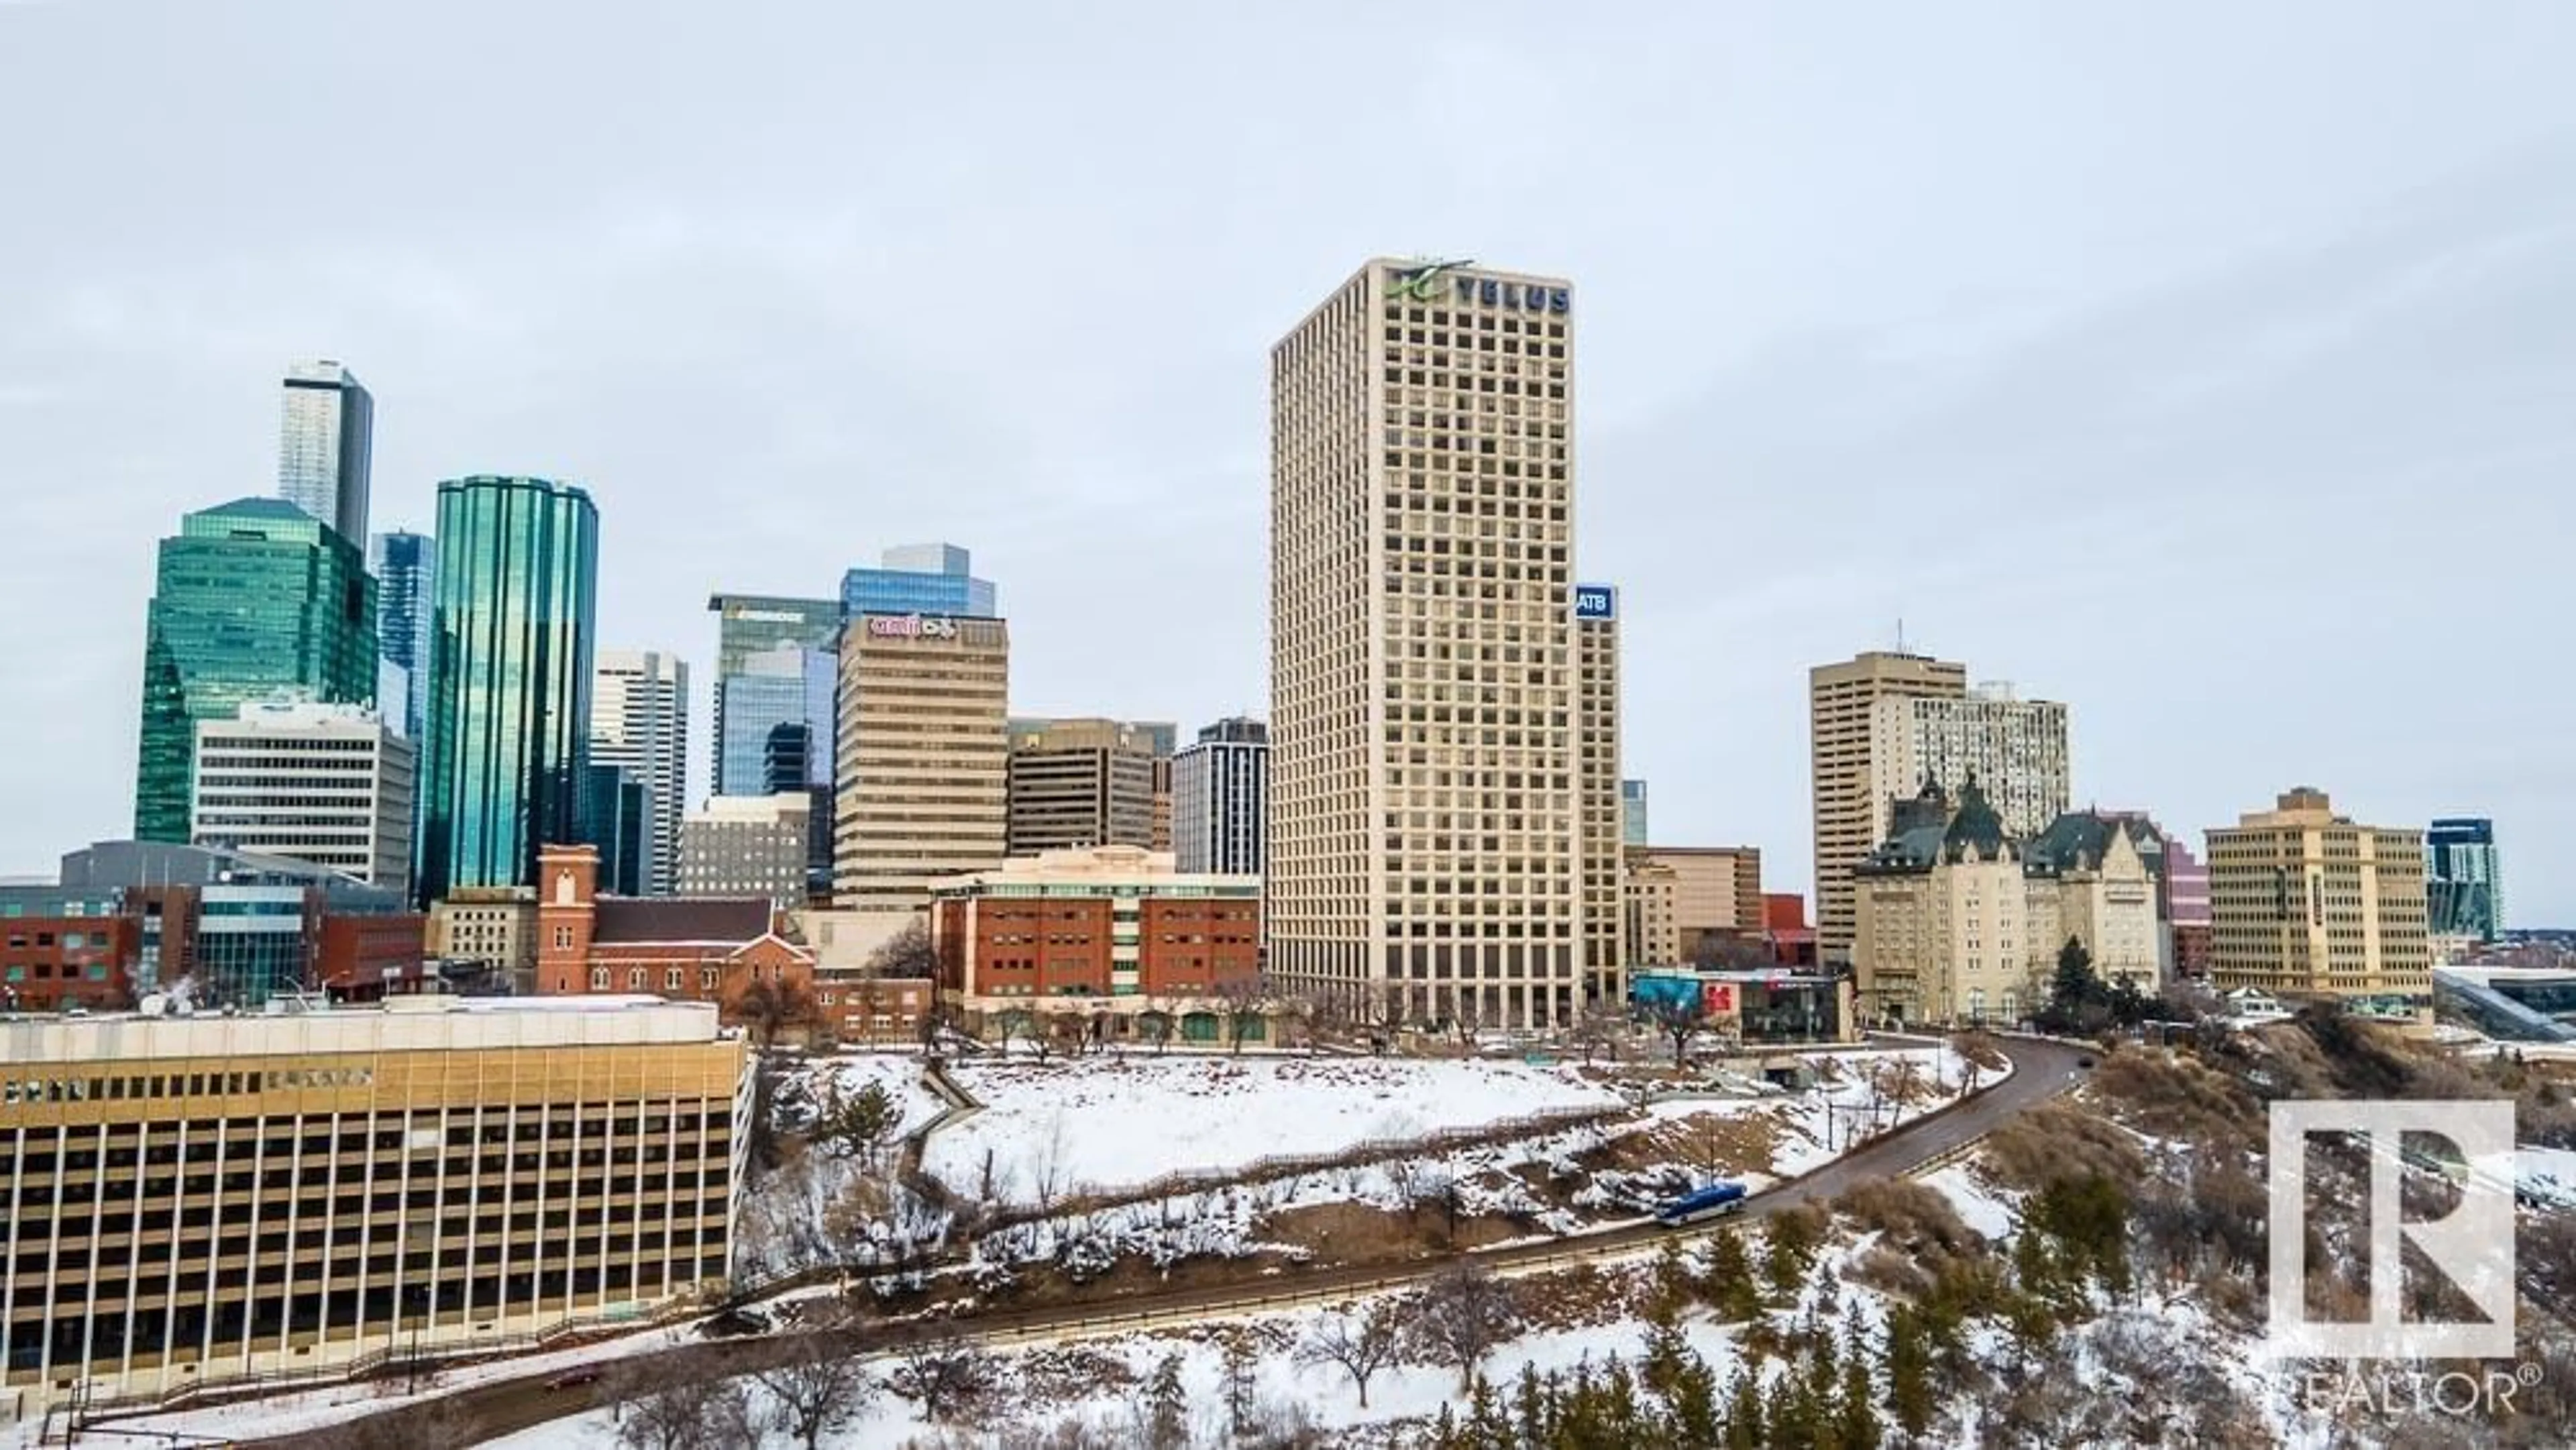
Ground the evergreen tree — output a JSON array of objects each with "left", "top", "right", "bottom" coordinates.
[
  {"left": 1763, "top": 1211, "right": 1821, "bottom": 1302},
  {"left": 1764, "top": 1363, "right": 1815, "bottom": 1449},
  {"left": 1705, "top": 1225, "right": 1765, "bottom": 1322},
  {"left": 1603, "top": 1355, "right": 1643, "bottom": 1440},
  {"left": 1642, "top": 1301, "right": 1695, "bottom": 1404},
  {"left": 1724, "top": 1372, "right": 1763, "bottom": 1450},
  {"left": 1430, "top": 1401, "right": 1461, "bottom": 1450},
  {"left": 1837, "top": 1354, "right": 1881, "bottom": 1450},
  {"left": 1668, "top": 1357, "right": 1723, "bottom": 1449},
  {"left": 1886, "top": 1306, "right": 1934, "bottom": 1438},
  {"left": 1515, "top": 1362, "right": 1547, "bottom": 1449},
  {"left": 1143, "top": 1351, "right": 1188, "bottom": 1450},
  {"left": 1653, "top": 1236, "right": 1697, "bottom": 1315},
  {"left": 1464, "top": 1373, "right": 1511, "bottom": 1447}
]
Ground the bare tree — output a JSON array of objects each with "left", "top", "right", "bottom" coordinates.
[
  {"left": 1640, "top": 989, "right": 1704, "bottom": 1066},
  {"left": 1409, "top": 1262, "right": 1519, "bottom": 1389},
  {"left": 1032, "top": 1110, "right": 1073, "bottom": 1214},
  {"left": 1298, "top": 1301, "right": 1405, "bottom": 1408},
  {"left": 1213, "top": 972, "right": 1270, "bottom": 1054},
  {"left": 1046, "top": 1012, "right": 1089, "bottom": 1060},
  {"left": 756, "top": 1354, "right": 879, "bottom": 1450},
  {"left": 867, "top": 915, "right": 938, "bottom": 979},
  {"left": 1136, "top": 1009, "right": 1175, "bottom": 1054},
  {"left": 735, "top": 974, "right": 821, "bottom": 1048},
  {"left": 890, "top": 1323, "right": 996, "bottom": 1423},
  {"left": 611, "top": 1374, "right": 726, "bottom": 1450},
  {"left": 994, "top": 1008, "right": 1036, "bottom": 1057},
  {"left": 1571, "top": 1002, "right": 1627, "bottom": 1065}
]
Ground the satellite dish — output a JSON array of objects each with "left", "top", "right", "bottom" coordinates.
[{"left": 138, "top": 993, "right": 168, "bottom": 1018}]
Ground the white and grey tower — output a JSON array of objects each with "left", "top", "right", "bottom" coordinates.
[
  {"left": 278, "top": 360, "right": 374, "bottom": 544},
  {"left": 1267, "top": 258, "right": 1615, "bottom": 1031},
  {"left": 590, "top": 649, "right": 691, "bottom": 895},
  {"left": 1173, "top": 716, "right": 1269, "bottom": 875}
]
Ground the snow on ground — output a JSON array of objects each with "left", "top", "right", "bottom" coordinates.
[
  {"left": 80, "top": 1319, "right": 698, "bottom": 1446},
  {"left": 924, "top": 1054, "right": 1625, "bottom": 1207},
  {"left": 1647, "top": 1042, "right": 2002, "bottom": 1189},
  {"left": 1924, "top": 1162, "right": 2019, "bottom": 1238},
  {"left": 2514, "top": 1144, "right": 2576, "bottom": 1207},
  {"left": 773, "top": 1052, "right": 953, "bottom": 1139}
]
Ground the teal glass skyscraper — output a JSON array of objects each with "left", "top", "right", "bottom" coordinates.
[
  {"left": 134, "top": 498, "right": 377, "bottom": 842},
  {"left": 418, "top": 476, "right": 599, "bottom": 903}
]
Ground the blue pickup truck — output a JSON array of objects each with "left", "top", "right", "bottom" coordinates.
[{"left": 1653, "top": 1180, "right": 1749, "bottom": 1227}]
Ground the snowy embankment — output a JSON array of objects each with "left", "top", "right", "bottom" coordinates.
[
  {"left": 736, "top": 1054, "right": 957, "bottom": 1280},
  {"left": 922, "top": 1054, "right": 1627, "bottom": 1208}
]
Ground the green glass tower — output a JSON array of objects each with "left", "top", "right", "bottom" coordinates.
[
  {"left": 418, "top": 476, "right": 600, "bottom": 903},
  {"left": 134, "top": 498, "right": 377, "bottom": 842}
]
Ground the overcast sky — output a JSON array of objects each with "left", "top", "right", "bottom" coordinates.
[{"left": 2, "top": 1, "right": 2569, "bottom": 921}]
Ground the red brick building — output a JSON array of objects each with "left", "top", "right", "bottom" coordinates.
[
  {"left": 318, "top": 913, "right": 432, "bottom": 1000},
  {"left": 536, "top": 843, "right": 816, "bottom": 1023},
  {"left": 1762, "top": 893, "right": 1819, "bottom": 968},
  {"left": 0, "top": 909, "right": 138, "bottom": 1012},
  {"left": 928, "top": 846, "right": 1261, "bottom": 1040}
]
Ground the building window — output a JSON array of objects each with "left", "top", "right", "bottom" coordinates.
[
  {"left": 665, "top": 967, "right": 684, "bottom": 991},
  {"left": 700, "top": 967, "right": 719, "bottom": 991},
  {"left": 629, "top": 966, "right": 646, "bottom": 990},
  {"left": 554, "top": 926, "right": 573, "bottom": 950},
  {"left": 589, "top": 967, "right": 608, "bottom": 991}
]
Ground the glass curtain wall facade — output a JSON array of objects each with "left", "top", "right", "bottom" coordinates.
[
  {"left": 369, "top": 530, "right": 437, "bottom": 740},
  {"left": 277, "top": 360, "right": 373, "bottom": 545},
  {"left": 419, "top": 476, "right": 599, "bottom": 903},
  {"left": 2428, "top": 818, "right": 2504, "bottom": 941},
  {"left": 840, "top": 543, "right": 998, "bottom": 619},
  {"left": 705, "top": 594, "right": 841, "bottom": 797},
  {"left": 135, "top": 499, "right": 377, "bottom": 842}
]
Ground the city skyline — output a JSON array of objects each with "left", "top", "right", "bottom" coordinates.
[{"left": 3, "top": 5, "right": 2570, "bottom": 919}]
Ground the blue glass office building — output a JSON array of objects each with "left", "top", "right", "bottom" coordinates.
[
  {"left": 2428, "top": 818, "right": 2504, "bottom": 942},
  {"left": 370, "top": 530, "right": 436, "bottom": 740},
  {"left": 841, "top": 543, "right": 998, "bottom": 620},
  {"left": 418, "top": 476, "right": 599, "bottom": 903}
]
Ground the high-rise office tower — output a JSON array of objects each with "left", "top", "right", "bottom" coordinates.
[
  {"left": 2426, "top": 818, "right": 2504, "bottom": 942},
  {"left": 1809, "top": 650, "right": 1968, "bottom": 966},
  {"left": 418, "top": 476, "right": 599, "bottom": 903},
  {"left": 590, "top": 649, "right": 690, "bottom": 894},
  {"left": 190, "top": 699, "right": 416, "bottom": 897},
  {"left": 1173, "top": 717, "right": 1269, "bottom": 875},
  {"left": 1268, "top": 258, "right": 1604, "bottom": 1031},
  {"left": 833, "top": 612, "right": 1010, "bottom": 910},
  {"left": 370, "top": 530, "right": 436, "bottom": 740},
  {"left": 277, "top": 359, "right": 374, "bottom": 544},
  {"left": 1575, "top": 590, "right": 1625, "bottom": 1004},
  {"left": 1004, "top": 718, "right": 1159, "bottom": 855},
  {"left": 1868, "top": 683, "right": 2070, "bottom": 842},
  {"left": 134, "top": 498, "right": 377, "bottom": 842},
  {"left": 1620, "top": 779, "right": 1649, "bottom": 848},
  {"left": 2207, "top": 787, "right": 2431, "bottom": 1007},
  {"left": 705, "top": 594, "right": 841, "bottom": 793},
  {"left": 842, "top": 543, "right": 999, "bottom": 619}
]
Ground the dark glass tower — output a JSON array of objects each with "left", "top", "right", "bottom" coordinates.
[
  {"left": 417, "top": 476, "right": 599, "bottom": 903},
  {"left": 134, "top": 498, "right": 377, "bottom": 842},
  {"left": 369, "top": 530, "right": 436, "bottom": 740}
]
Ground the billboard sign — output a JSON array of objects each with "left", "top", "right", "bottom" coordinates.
[{"left": 1573, "top": 584, "right": 1616, "bottom": 620}]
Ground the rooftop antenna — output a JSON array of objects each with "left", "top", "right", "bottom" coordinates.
[{"left": 1894, "top": 618, "right": 1909, "bottom": 655}]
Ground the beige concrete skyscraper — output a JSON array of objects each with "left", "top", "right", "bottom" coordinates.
[
  {"left": 1269, "top": 257, "right": 1609, "bottom": 1031},
  {"left": 2207, "top": 787, "right": 2430, "bottom": 1007},
  {"left": 833, "top": 612, "right": 1009, "bottom": 910},
  {"left": 1811, "top": 651, "right": 1967, "bottom": 964},
  {"left": 1869, "top": 683, "right": 2069, "bottom": 842}
]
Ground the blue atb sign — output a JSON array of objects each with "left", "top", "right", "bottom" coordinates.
[{"left": 1573, "top": 584, "right": 1616, "bottom": 620}]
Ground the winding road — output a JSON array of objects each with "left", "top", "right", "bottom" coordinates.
[{"left": 236, "top": 1035, "right": 2088, "bottom": 1448}]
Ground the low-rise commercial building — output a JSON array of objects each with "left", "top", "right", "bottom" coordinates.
[
  {"left": 0, "top": 995, "right": 748, "bottom": 1420},
  {"left": 0, "top": 888, "right": 138, "bottom": 1013},
  {"left": 928, "top": 846, "right": 1260, "bottom": 1040},
  {"left": 56, "top": 842, "right": 413, "bottom": 1010},
  {"left": 1627, "top": 968, "right": 1859, "bottom": 1046},
  {"left": 1629, "top": 846, "right": 1762, "bottom": 956}
]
